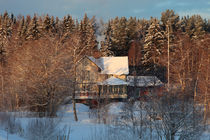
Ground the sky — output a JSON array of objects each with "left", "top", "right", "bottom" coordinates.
[{"left": 0, "top": 0, "right": 209, "bottom": 20}]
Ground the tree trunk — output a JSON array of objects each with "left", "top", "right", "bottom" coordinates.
[
  {"left": 204, "top": 56, "right": 209, "bottom": 121},
  {"left": 73, "top": 99, "right": 78, "bottom": 121},
  {"left": 73, "top": 53, "right": 78, "bottom": 121}
]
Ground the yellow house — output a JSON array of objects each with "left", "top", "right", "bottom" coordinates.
[{"left": 75, "top": 56, "right": 129, "bottom": 99}]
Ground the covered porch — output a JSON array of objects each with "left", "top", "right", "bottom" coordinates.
[{"left": 97, "top": 76, "right": 128, "bottom": 99}]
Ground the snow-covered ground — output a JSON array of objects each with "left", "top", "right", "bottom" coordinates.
[
  {"left": 0, "top": 129, "right": 25, "bottom": 140},
  {"left": 0, "top": 102, "right": 209, "bottom": 140}
]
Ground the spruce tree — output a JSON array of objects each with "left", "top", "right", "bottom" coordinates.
[
  {"left": 161, "top": 9, "right": 180, "bottom": 32},
  {"left": 26, "top": 14, "right": 41, "bottom": 40},
  {"left": 110, "top": 17, "right": 129, "bottom": 56},
  {"left": 143, "top": 18, "right": 165, "bottom": 65},
  {"left": 62, "top": 15, "right": 75, "bottom": 34},
  {"left": 42, "top": 14, "right": 51, "bottom": 33},
  {"left": 185, "top": 15, "right": 205, "bottom": 39},
  {"left": 86, "top": 20, "right": 98, "bottom": 55},
  {"left": 100, "top": 21, "right": 114, "bottom": 56},
  {"left": 17, "top": 16, "right": 25, "bottom": 40},
  {"left": 79, "top": 13, "right": 89, "bottom": 47},
  {"left": 127, "top": 17, "right": 137, "bottom": 41},
  {"left": 194, "top": 15, "right": 205, "bottom": 39}
]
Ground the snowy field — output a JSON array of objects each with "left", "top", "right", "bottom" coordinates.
[{"left": 0, "top": 102, "right": 210, "bottom": 140}]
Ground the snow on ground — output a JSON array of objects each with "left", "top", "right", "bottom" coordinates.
[
  {"left": 105, "top": 102, "right": 124, "bottom": 115},
  {"left": 0, "top": 130, "right": 25, "bottom": 140},
  {"left": 0, "top": 102, "right": 210, "bottom": 140}
]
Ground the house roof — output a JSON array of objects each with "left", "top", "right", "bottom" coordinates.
[
  {"left": 127, "top": 76, "right": 163, "bottom": 87},
  {"left": 97, "top": 76, "right": 128, "bottom": 85},
  {"left": 88, "top": 56, "right": 129, "bottom": 75}
]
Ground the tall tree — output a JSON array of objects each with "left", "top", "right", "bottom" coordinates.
[
  {"left": 143, "top": 18, "right": 165, "bottom": 66},
  {"left": 26, "top": 14, "right": 41, "bottom": 40},
  {"left": 161, "top": 9, "right": 180, "bottom": 32},
  {"left": 100, "top": 21, "right": 114, "bottom": 56}
]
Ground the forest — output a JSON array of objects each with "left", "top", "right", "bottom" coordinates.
[{"left": 0, "top": 9, "right": 209, "bottom": 117}]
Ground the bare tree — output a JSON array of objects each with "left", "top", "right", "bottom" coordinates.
[{"left": 146, "top": 90, "right": 205, "bottom": 140}]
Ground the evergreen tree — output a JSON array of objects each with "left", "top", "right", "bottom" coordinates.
[
  {"left": 193, "top": 15, "right": 205, "bottom": 39},
  {"left": 26, "top": 14, "right": 41, "bottom": 40},
  {"left": 100, "top": 21, "right": 114, "bottom": 56},
  {"left": 50, "top": 16, "right": 56, "bottom": 34},
  {"left": 17, "top": 16, "right": 25, "bottom": 40},
  {"left": 185, "top": 15, "right": 205, "bottom": 39},
  {"left": 0, "top": 11, "right": 12, "bottom": 65},
  {"left": 127, "top": 17, "right": 137, "bottom": 41},
  {"left": 86, "top": 19, "right": 98, "bottom": 55},
  {"left": 62, "top": 15, "right": 75, "bottom": 35},
  {"left": 42, "top": 14, "right": 51, "bottom": 33},
  {"left": 79, "top": 13, "right": 89, "bottom": 46},
  {"left": 143, "top": 18, "right": 165, "bottom": 65},
  {"left": 110, "top": 17, "right": 128, "bottom": 56},
  {"left": 161, "top": 9, "right": 180, "bottom": 32}
]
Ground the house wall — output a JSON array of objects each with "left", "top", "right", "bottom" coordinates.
[{"left": 76, "top": 57, "right": 106, "bottom": 94}]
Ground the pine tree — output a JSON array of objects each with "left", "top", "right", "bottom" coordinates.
[
  {"left": 193, "top": 15, "right": 205, "bottom": 39},
  {"left": 100, "top": 21, "right": 114, "bottom": 56},
  {"left": 110, "top": 17, "right": 129, "bottom": 56},
  {"left": 86, "top": 18, "right": 98, "bottom": 55},
  {"left": 161, "top": 9, "right": 180, "bottom": 32},
  {"left": 42, "top": 14, "right": 51, "bottom": 33},
  {"left": 50, "top": 16, "right": 56, "bottom": 34},
  {"left": 127, "top": 17, "right": 137, "bottom": 41},
  {"left": 143, "top": 18, "right": 165, "bottom": 65},
  {"left": 26, "top": 14, "right": 41, "bottom": 40},
  {"left": 17, "top": 16, "right": 25, "bottom": 38},
  {"left": 0, "top": 11, "right": 12, "bottom": 65},
  {"left": 185, "top": 15, "right": 205, "bottom": 39},
  {"left": 62, "top": 15, "right": 75, "bottom": 35},
  {"left": 79, "top": 13, "right": 89, "bottom": 46}
]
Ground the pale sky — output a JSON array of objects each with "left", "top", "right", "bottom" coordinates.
[{"left": 0, "top": 0, "right": 209, "bottom": 20}]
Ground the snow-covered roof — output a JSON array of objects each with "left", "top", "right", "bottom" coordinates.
[
  {"left": 87, "top": 56, "right": 103, "bottom": 69},
  {"left": 97, "top": 76, "right": 128, "bottom": 85},
  {"left": 88, "top": 56, "right": 129, "bottom": 75},
  {"left": 127, "top": 76, "right": 163, "bottom": 87}
]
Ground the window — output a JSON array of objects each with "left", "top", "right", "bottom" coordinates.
[
  {"left": 86, "top": 71, "right": 90, "bottom": 81},
  {"left": 123, "top": 86, "right": 127, "bottom": 93},
  {"left": 109, "top": 86, "right": 113, "bottom": 93},
  {"left": 114, "top": 86, "right": 118, "bottom": 94},
  {"left": 86, "top": 84, "right": 90, "bottom": 91},
  {"left": 99, "top": 85, "right": 102, "bottom": 94},
  {"left": 103, "top": 85, "right": 107, "bottom": 93},
  {"left": 119, "top": 85, "right": 123, "bottom": 94}
]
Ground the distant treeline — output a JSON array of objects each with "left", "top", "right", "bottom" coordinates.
[{"left": 0, "top": 10, "right": 209, "bottom": 113}]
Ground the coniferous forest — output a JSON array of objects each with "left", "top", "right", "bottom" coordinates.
[{"left": 0, "top": 9, "right": 209, "bottom": 116}]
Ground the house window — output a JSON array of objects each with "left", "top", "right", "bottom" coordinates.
[
  {"left": 114, "top": 86, "right": 118, "bottom": 94},
  {"left": 123, "top": 86, "right": 127, "bottom": 93},
  {"left": 109, "top": 86, "right": 113, "bottom": 93},
  {"left": 82, "top": 83, "right": 86, "bottom": 91},
  {"left": 119, "top": 85, "right": 123, "bottom": 94},
  {"left": 103, "top": 85, "right": 107, "bottom": 94},
  {"left": 86, "top": 84, "right": 90, "bottom": 91},
  {"left": 86, "top": 71, "right": 90, "bottom": 80},
  {"left": 99, "top": 85, "right": 102, "bottom": 94}
]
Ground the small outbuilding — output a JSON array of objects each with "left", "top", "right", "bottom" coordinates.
[{"left": 127, "top": 76, "right": 164, "bottom": 98}]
